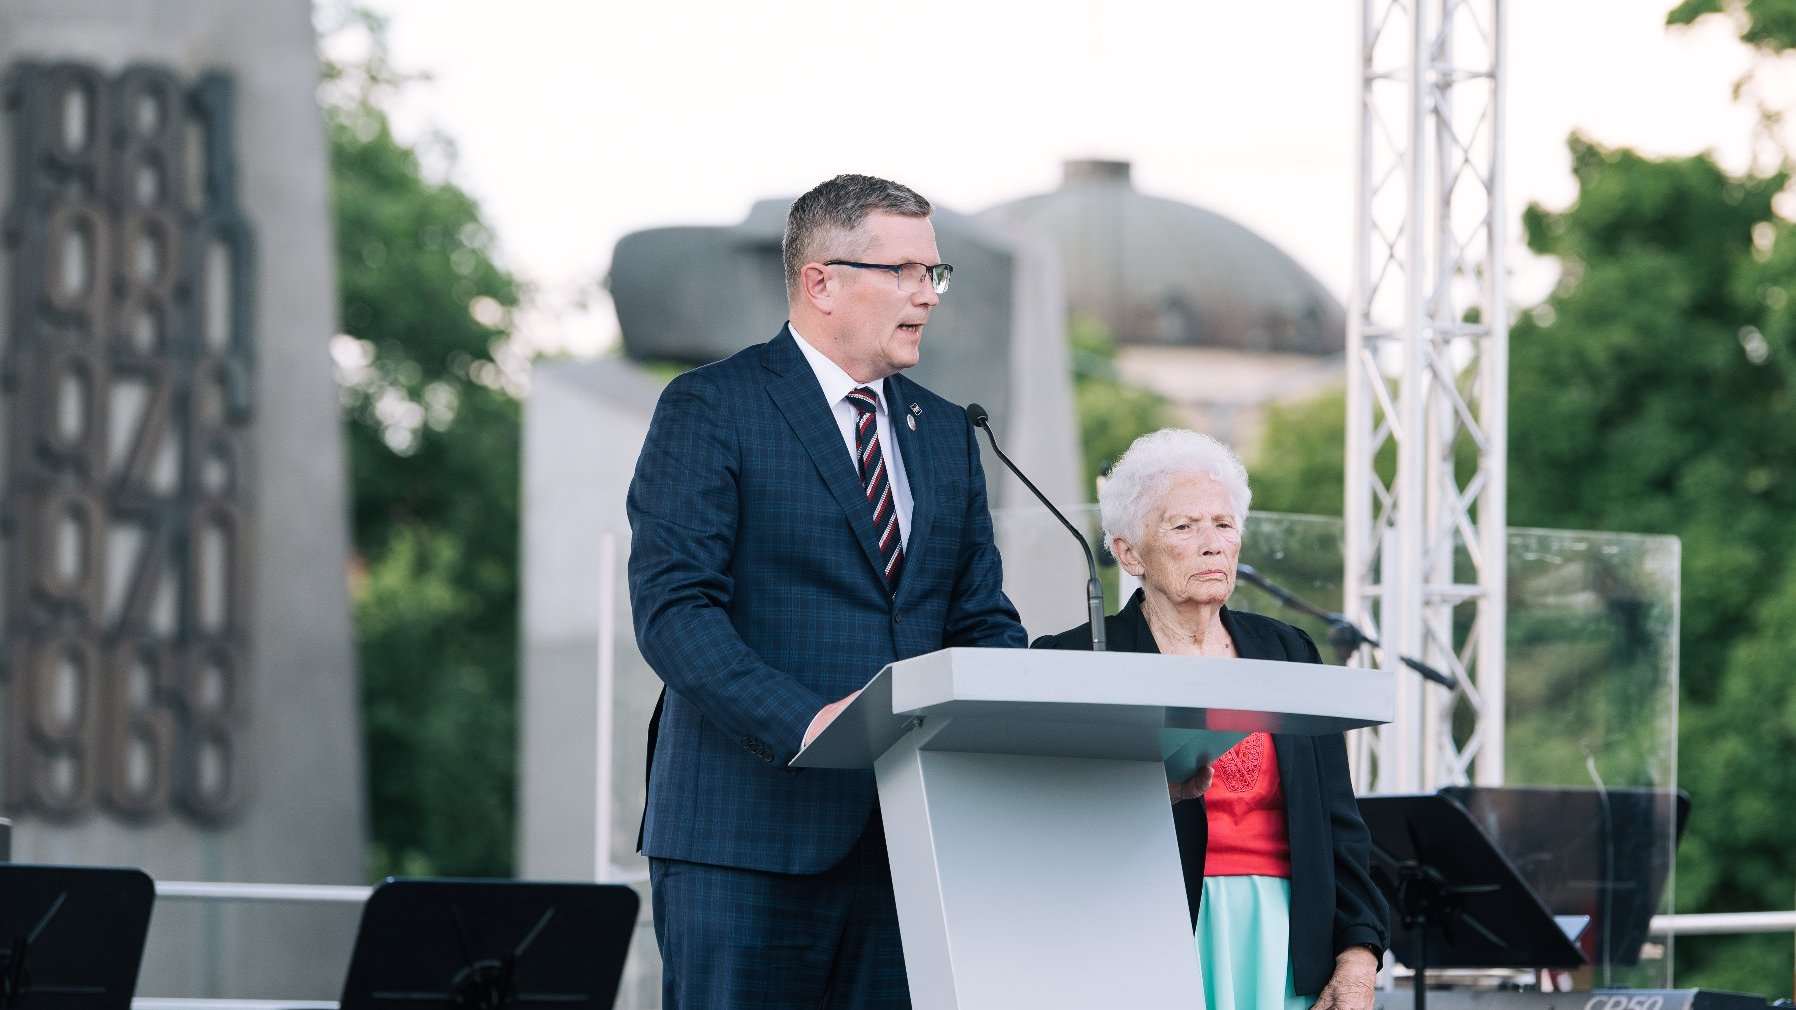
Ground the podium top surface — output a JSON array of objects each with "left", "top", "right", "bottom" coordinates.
[{"left": 792, "top": 647, "right": 1392, "bottom": 769}]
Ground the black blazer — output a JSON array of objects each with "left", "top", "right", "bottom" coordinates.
[{"left": 1032, "top": 589, "right": 1389, "bottom": 995}]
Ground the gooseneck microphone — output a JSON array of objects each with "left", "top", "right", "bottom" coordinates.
[
  {"left": 965, "top": 403, "right": 1105, "bottom": 652},
  {"left": 1235, "top": 563, "right": 1458, "bottom": 689}
]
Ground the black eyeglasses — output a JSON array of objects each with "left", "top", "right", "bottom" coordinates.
[{"left": 824, "top": 260, "right": 954, "bottom": 295}]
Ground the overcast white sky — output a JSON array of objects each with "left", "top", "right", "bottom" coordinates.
[{"left": 361, "top": 1, "right": 1771, "bottom": 356}]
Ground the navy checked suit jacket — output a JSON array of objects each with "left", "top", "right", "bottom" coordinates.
[{"left": 627, "top": 326, "right": 1027, "bottom": 874}]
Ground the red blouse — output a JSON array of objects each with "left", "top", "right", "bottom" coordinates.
[{"left": 1203, "top": 732, "right": 1293, "bottom": 878}]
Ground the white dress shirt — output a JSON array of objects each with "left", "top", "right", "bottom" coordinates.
[{"left": 789, "top": 324, "right": 913, "bottom": 547}]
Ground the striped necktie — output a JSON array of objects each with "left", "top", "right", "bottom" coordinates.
[{"left": 846, "top": 386, "right": 903, "bottom": 594}]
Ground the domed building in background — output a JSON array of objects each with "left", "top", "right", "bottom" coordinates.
[{"left": 979, "top": 159, "right": 1345, "bottom": 454}]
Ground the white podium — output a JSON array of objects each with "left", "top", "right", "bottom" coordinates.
[{"left": 792, "top": 647, "right": 1394, "bottom": 1010}]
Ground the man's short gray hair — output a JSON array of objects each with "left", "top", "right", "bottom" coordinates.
[
  {"left": 1099, "top": 429, "right": 1252, "bottom": 551},
  {"left": 783, "top": 174, "right": 932, "bottom": 297}
]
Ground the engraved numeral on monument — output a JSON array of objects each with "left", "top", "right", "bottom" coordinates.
[
  {"left": 178, "top": 642, "right": 239, "bottom": 818},
  {"left": 3, "top": 62, "right": 254, "bottom": 823},
  {"left": 8, "top": 636, "right": 103, "bottom": 816},
  {"left": 102, "top": 640, "right": 176, "bottom": 816}
]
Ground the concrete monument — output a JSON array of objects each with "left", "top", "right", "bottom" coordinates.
[{"left": 0, "top": 1, "right": 363, "bottom": 998}]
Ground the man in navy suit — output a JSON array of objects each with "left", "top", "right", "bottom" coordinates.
[{"left": 628, "top": 174, "right": 1028, "bottom": 1009}]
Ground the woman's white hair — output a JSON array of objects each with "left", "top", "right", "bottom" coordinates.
[{"left": 1099, "top": 428, "right": 1252, "bottom": 551}]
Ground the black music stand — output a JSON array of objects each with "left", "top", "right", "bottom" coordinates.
[
  {"left": 340, "top": 878, "right": 640, "bottom": 1010},
  {"left": 1360, "top": 794, "right": 1585, "bottom": 1010},
  {"left": 1442, "top": 786, "right": 1690, "bottom": 974},
  {"left": 0, "top": 864, "right": 155, "bottom": 1010}
]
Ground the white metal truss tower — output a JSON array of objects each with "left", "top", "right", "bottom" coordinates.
[{"left": 1348, "top": 0, "right": 1508, "bottom": 792}]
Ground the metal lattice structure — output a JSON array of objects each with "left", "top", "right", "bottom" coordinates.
[{"left": 1347, "top": 0, "right": 1508, "bottom": 792}]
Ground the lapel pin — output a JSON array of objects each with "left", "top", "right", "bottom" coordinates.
[
  {"left": 909, "top": 403, "right": 921, "bottom": 415},
  {"left": 906, "top": 414, "right": 917, "bottom": 431}
]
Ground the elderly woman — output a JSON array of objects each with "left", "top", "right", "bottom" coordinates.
[{"left": 1033, "top": 429, "right": 1388, "bottom": 1010}]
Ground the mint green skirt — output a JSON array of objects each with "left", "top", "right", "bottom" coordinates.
[{"left": 1194, "top": 875, "right": 1314, "bottom": 1010}]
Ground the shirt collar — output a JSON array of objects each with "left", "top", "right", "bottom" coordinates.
[{"left": 789, "top": 322, "right": 886, "bottom": 415}]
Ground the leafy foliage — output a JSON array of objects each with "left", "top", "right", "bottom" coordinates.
[
  {"left": 1069, "top": 316, "right": 1181, "bottom": 488},
  {"left": 324, "top": 8, "right": 526, "bottom": 878},
  {"left": 1249, "top": 388, "right": 1349, "bottom": 516},
  {"left": 1669, "top": 0, "right": 1796, "bottom": 52},
  {"left": 1510, "top": 138, "right": 1794, "bottom": 705},
  {"left": 1640, "top": 10, "right": 1796, "bottom": 989}
]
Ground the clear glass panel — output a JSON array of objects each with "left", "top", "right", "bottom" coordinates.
[
  {"left": 1490, "top": 527, "right": 1682, "bottom": 989},
  {"left": 992, "top": 507, "right": 1682, "bottom": 987}
]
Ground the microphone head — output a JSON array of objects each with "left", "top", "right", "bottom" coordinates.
[{"left": 964, "top": 402, "right": 990, "bottom": 427}]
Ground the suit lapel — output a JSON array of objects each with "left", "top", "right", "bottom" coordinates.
[
  {"left": 885, "top": 375, "right": 933, "bottom": 604},
  {"left": 1220, "top": 606, "right": 1274, "bottom": 660},
  {"left": 761, "top": 328, "right": 890, "bottom": 586},
  {"left": 1113, "top": 589, "right": 1160, "bottom": 653}
]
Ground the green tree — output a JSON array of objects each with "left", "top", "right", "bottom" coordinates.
[
  {"left": 1069, "top": 316, "right": 1181, "bottom": 488},
  {"left": 1248, "top": 387, "right": 1349, "bottom": 516},
  {"left": 1509, "top": 139, "right": 1793, "bottom": 674},
  {"left": 323, "top": 7, "right": 526, "bottom": 878},
  {"left": 1656, "top": 6, "right": 1796, "bottom": 990},
  {"left": 1669, "top": 0, "right": 1796, "bottom": 52}
]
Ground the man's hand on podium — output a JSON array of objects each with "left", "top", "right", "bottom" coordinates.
[
  {"left": 802, "top": 690, "right": 864, "bottom": 748},
  {"left": 1168, "top": 762, "right": 1214, "bottom": 803}
]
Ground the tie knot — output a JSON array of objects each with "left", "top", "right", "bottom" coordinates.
[{"left": 846, "top": 386, "right": 879, "bottom": 416}]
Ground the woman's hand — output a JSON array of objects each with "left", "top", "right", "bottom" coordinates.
[
  {"left": 1313, "top": 945, "right": 1379, "bottom": 1010},
  {"left": 1168, "top": 761, "right": 1213, "bottom": 803}
]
